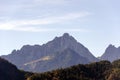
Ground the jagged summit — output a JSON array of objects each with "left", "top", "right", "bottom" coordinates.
[
  {"left": 107, "top": 44, "right": 116, "bottom": 49},
  {"left": 104, "top": 44, "right": 117, "bottom": 54},
  {"left": 2, "top": 33, "right": 98, "bottom": 72},
  {"left": 62, "top": 33, "right": 76, "bottom": 41},
  {"left": 63, "top": 33, "right": 69, "bottom": 36},
  {"left": 101, "top": 44, "right": 120, "bottom": 62},
  {"left": 63, "top": 33, "right": 70, "bottom": 37},
  {"left": 54, "top": 33, "right": 76, "bottom": 41}
]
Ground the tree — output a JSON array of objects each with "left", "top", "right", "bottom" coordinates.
[{"left": 107, "top": 68, "right": 120, "bottom": 80}]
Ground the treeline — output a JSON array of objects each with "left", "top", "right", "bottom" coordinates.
[
  {"left": 26, "top": 60, "right": 120, "bottom": 80},
  {"left": 1, "top": 57, "right": 120, "bottom": 80}
]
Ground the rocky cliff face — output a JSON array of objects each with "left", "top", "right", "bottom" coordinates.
[
  {"left": 101, "top": 44, "right": 120, "bottom": 62},
  {"left": 22, "top": 48, "right": 89, "bottom": 72},
  {"left": 2, "top": 33, "right": 98, "bottom": 72}
]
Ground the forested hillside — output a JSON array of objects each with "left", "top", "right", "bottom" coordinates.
[
  {"left": 26, "top": 60, "right": 120, "bottom": 80},
  {"left": 1, "top": 57, "right": 120, "bottom": 80}
]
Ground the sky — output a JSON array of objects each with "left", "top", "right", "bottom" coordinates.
[{"left": 0, "top": 0, "right": 120, "bottom": 57}]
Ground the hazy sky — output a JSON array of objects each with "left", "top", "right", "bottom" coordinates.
[{"left": 0, "top": 0, "right": 120, "bottom": 57}]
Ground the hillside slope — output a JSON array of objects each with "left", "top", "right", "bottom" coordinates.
[{"left": 0, "top": 57, "right": 25, "bottom": 80}]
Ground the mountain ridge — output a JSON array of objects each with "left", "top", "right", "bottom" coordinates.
[
  {"left": 22, "top": 48, "right": 90, "bottom": 72},
  {"left": 101, "top": 44, "right": 120, "bottom": 62},
  {"left": 2, "top": 33, "right": 98, "bottom": 72}
]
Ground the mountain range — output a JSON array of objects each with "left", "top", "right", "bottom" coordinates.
[
  {"left": 2, "top": 33, "right": 120, "bottom": 72},
  {"left": 2, "top": 33, "right": 98, "bottom": 72}
]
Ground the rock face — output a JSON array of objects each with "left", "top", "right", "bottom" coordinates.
[
  {"left": 2, "top": 33, "right": 98, "bottom": 72},
  {"left": 23, "top": 48, "right": 89, "bottom": 72},
  {"left": 101, "top": 44, "right": 120, "bottom": 62}
]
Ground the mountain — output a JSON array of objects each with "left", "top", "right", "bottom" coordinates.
[
  {"left": 22, "top": 48, "right": 89, "bottom": 72},
  {"left": 0, "top": 57, "right": 25, "bottom": 80},
  {"left": 101, "top": 44, "right": 120, "bottom": 62},
  {"left": 2, "top": 33, "right": 98, "bottom": 72}
]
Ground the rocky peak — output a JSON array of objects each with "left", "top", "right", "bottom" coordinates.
[
  {"left": 101, "top": 44, "right": 120, "bottom": 62},
  {"left": 2, "top": 33, "right": 98, "bottom": 72},
  {"left": 107, "top": 44, "right": 116, "bottom": 49},
  {"left": 52, "top": 33, "right": 77, "bottom": 46},
  {"left": 104, "top": 44, "right": 116, "bottom": 54},
  {"left": 63, "top": 33, "right": 70, "bottom": 37},
  {"left": 105, "top": 44, "right": 117, "bottom": 53},
  {"left": 60, "top": 33, "right": 77, "bottom": 43},
  {"left": 62, "top": 33, "right": 74, "bottom": 39}
]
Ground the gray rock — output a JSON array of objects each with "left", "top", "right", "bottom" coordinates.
[
  {"left": 23, "top": 48, "right": 89, "bottom": 72},
  {"left": 101, "top": 44, "right": 120, "bottom": 62},
  {"left": 2, "top": 33, "right": 98, "bottom": 72}
]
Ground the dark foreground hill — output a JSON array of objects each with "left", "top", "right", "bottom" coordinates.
[
  {"left": 1, "top": 56, "right": 120, "bottom": 80},
  {"left": 0, "top": 57, "right": 25, "bottom": 80}
]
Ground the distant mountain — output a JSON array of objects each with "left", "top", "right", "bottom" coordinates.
[
  {"left": 0, "top": 57, "right": 25, "bottom": 80},
  {"left": 22, "top": 48, "right": 89, "bottom": 72},
  {"left": 101, "top": 44, "right": 120, "bottom": 62},
  {"left": 2, "top": 33, "right": 98, "bottom": 72}
]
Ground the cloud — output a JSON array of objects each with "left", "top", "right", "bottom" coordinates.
[
  {"left": 0, "top": 12, "right": 91, "bottom": 32},
  {"left": 0, "top": 25, "right": 89, "bottom": 33},
  {"left": 32, "top": 0, "right": 66, "bottom": 4},
  {"left": 0, "top": 22, "right": 90, "bottom": 32},
  {"left": 0, "top": 23, "right": 55, "bottom": 32},
  {"left": 13, "top": 27, "right": 56, "bottom": 32},
  {"left": 2, "top": 12, "right": 90, "bottom": 25},
  {"left": 0, "top": 23, "right": 16, "bottom": 30},
  {"left": 0, "top": 21, "right": 90, "bottom": 32},
  {"left": 23, "top": 12, "right": 89, "bottom": 25}
]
